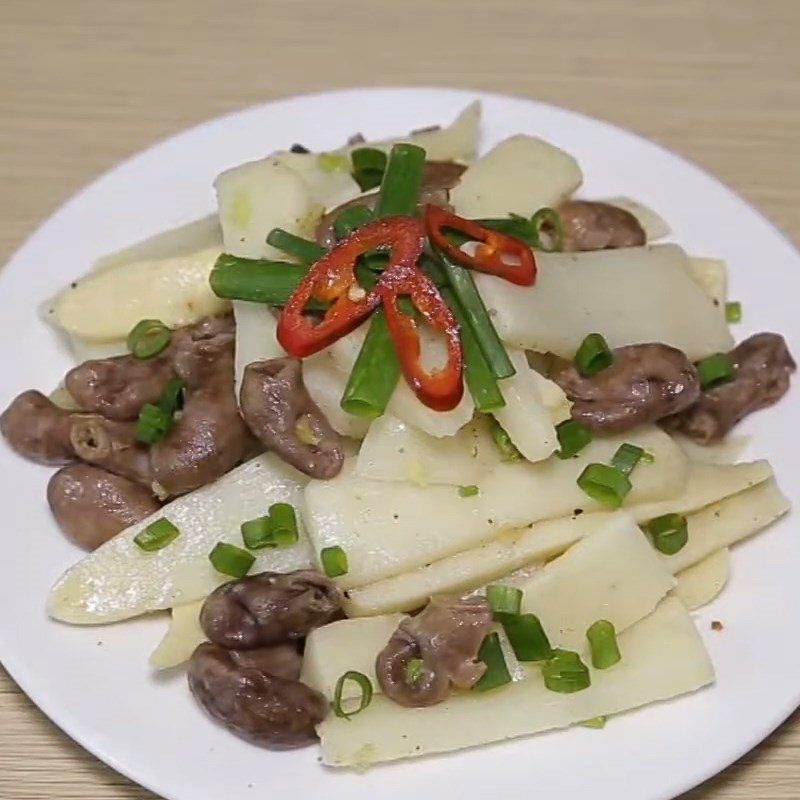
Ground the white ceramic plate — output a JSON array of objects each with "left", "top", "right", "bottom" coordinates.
[{"left": 1, "top": 88, "right": 798, "bottom": 800}]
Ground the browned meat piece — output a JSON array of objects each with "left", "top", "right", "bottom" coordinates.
[
  {"left": 665, "top": 333, "right": 795, "bottom": 443},
  {"left": 47, "top": 464, "right": 159, "bottom": 550},
  {"left": 68, "top": 414, "right": 151, "bottom": 484},
  {"left": 315, "top": 161, "right": 467, "bottom": 248},
  {"left": 200, "top": 570, "right": 342, "bottom": 650},
  {"left": 239, "top": 358, "right": 343, "bottom": 480},
  {"left": 376, "top": 596, "right": 493, "bottom": 708},
  {"left": 0, "top": 390, "right": 76, "bottom": 464},
  {"left": 188, "top": 642, "right": 327, "bottom": 749},
  {"left": 559, "top": 200, "right": 646, "bottom": 251},
  {"left": 554, "top": 343, "right": 701, "bottom": 434},
  {"left": 227, "top": 644, "right": 303, "bottom": 682}
]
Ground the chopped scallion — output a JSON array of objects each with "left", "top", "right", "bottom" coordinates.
[
  {"left": 240, "top": 516, "right": 272, "bottom": 550},
  {"left": 530, "top": 207, "right": 564, "bottom": 252},
  {"left": 332, "top": 671, "right": 373, "bottom": 719},
  {"left": 496, "top": 612, "right": 552, "bottom": 662},
  {"left": 265, "top": 228, "right": 326, "bottom": 266},
  {"left": 696, "top": 353, "right": 735, "bottom": 390},
  {"left": 321, "top": 545, "right": 349, "bottom": 578},
  {"left": 725, "top": 301, "right": 742, "bottom": 323},
  {"left": 577, "top": 463, "right": 632, "bottom": 509},
  {"left": 267, "top": 502, "right": 299, "bottom": 547},
  {"left": 575, "top": 333, "right": 614, "bottom": 377},
  {"left": 333, "top": 204, "right": 375, "bottom": 240},
  {"left": 586, "top": 620, "right": 621, "bottom": 670},
  {"left": 580, "top": 716, "right": 607, "bottom": 729},
  {"left": 208, "top": 542, "right": 255, "bottom": 578},
  {"left": 127, "top": 319, "right": 171, "bottom": 359},
  {"left": 542, "top": 649, "right": 591, "bottom": 694},
  {"left": 158, "top": 377, "right": 185, "bottom": 415},
  {"left": 133, "top": 517, "right": 179, "bottom": 552},
  {"left": 556, "top": 420, "right": 593, "bottom": 459},
  {"left": 472, "top": 633, "right": 512, "bottom": 692},
  {"left": 610, "top": 443, "right": 645, "bottom": 476},
  {"left": 404, "top": 658, "right": 425, "bottom": 686},
  {"left": 489, "top": 419, "right": 521, "bottom": 461},
  {"left": 135, "top": 403, "right": 172, "bottom": 444},
  {"left": 486, "top": 584, "right": 522, "bottom": 616},
  {"left": 645, "top": 513, "right": 689, "bottom": 555},
  {"left": 458, "top": 484, "right": 480, "bottom": 498},
  {"left": 351, "top": 147, "right": 387, "bottom": 192}
]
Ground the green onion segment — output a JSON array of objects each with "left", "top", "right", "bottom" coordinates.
[
  {"left": 266, "top": 228, "right": 326, "bottom": 266},
  {"left": 321, "top": 545, "right": 349, "bottom": 578},
  {"left": 332, "top": 671, "right": 374, "bottom": 719},
  {"left": 489, "top": 418, "right": 522, "bottom": 462},
  {"left": 472, "top": 633, "right": 512, "bottom": 692},
  {"left": 577, "top": 463, "right": 632, "bottom": 509},
  {"left": 374, "top": 143, "right": 426, "bottom": 218},
  {"left": 458, "top": 484, "right": 480, "bottom": 498},
  {"left": 580, "top": 716, "right": 607, "bottom": 729},
  {"left": 133, "top": 517, "right": 180, "bottom": 552},
  {"left": 496, "top": 613, "right": 552, "bottom": 662},
  {"left": 542, "top": 649, "right": 591, "bottom": 694},
  {"left": 127, "top": 319, "right": 171, "bottom": 359},
  {"left": 696, "top": 353, "right": 735, "bottom": 390},
  {"left": 208, "top": 542, "right": 255, "bottom": 578},
  {"left": 209, "top": 254, "right": 318, "bottom": 306},
  {"left": 486, "top": 584, "right": 523, "bottom": 616},
  {"left": 241, "top": 503, "right": 299, "bottom": 550},
  {"left": 135, "top": 403, "right": 172, "bottom": 444},
  {"left": 725, "top": 301, "right": 742, "bottom": 323},
  {"left": 404, "top": 658, "right": 425, "bottom": 686},
  {"left": 333, "top": 205, "right": 375, "bottom": 240},
  {"left": 610, "top": 443, "right": 645, "bottom": 476},
  {"left": 556, "top": 420, "right": 593, "bottom": 459},
  {"left": 645, "top": 513, "right": 689, "bottom": 555},
  {"left": 575, "top": 333, "right": 614, "bottom": 377},
  {"left": 351, "top": 147, "right": 387, "bottom": 192},
  {"left": 586, "top": 620, "right": 622, "bottom": 670},
  {"left": 530, "top": 207, "right": 564, "bottom": 252}
]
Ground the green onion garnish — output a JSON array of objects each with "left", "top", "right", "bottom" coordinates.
[
  {"left": 127, "top": 319, "right": 171, "bottom": 359},
  {"left": 321, "top": 545, "right": 349, "bottom": 578},
  {"left": 496, "top": 613, "right": 552, "bottom": 662},
  {"left": 133, "top": 517, "right": 179, "bottom": 552},
  {"left": 542, "top": 649, "right": 591, "bottom": 694},
  {"left": 486, "top": 584, "right": 522, "bottom": 616},
  {"left": 404, "top": 658, "right": 425, "bottom": 686},
  {"left": 577, "top": 463, "right": 632, "bottom": 509},
  {"left": 458, "top": 484, "right": 480, "bottom": 498},
  {"left": 645, "top": 513, "right": 689, "bottom": 555},
  {"left": 266, "top": 502, "right": 299, "bottom": 546},
  {"left": 333, "top": 205, "right": 375, "bottom": 240},
  {"left": 241, "top": 516, "right": 272, "bottom": 550},
  {"left": 472, "top": 633, "right": 512, "bottom": 692},
  {"left": 208, "top": 542, "right": 255, "bottom": 578},
  {"left": 351, "top": 147, "right": 387, "bottom": 192},
  {"left": 696, "top": 353, "right": 735, "bottom": 390},
  {"left": 575, "top": 333, "right": 614, "bottom": 377},
  {"left": 158, "top": 377, "right": 185, "bottom": 415},
  {"left": 556, "top": 419, "right": 593, "bottom": 459},
  {"left": 580, "top": 716, "right": 607, "bottom": 729},
  {"left": 489, "top": 419, "right": 522, "bottom": 462},
  {"left": 266, "top": 228, "right": 326, "bottom": 266},
  {"left": 530, "top": 207, "right": 564, "bottom": 252},
  {"left": 610, "top": 443, "right": 645, "bottom": 476},
  {"left": 332, "top": 670, "right": 373, "bottom": 719},
  {"left": 725, "top": 301, "right": 742, "bottom": 323},
  {"left": 135, "top": 403, "right": 172, "bottom": 444},
  {"left": 586, "top": 620, "right": 621, "bottom": 670}
]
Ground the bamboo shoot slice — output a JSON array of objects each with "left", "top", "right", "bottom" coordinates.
[
  {"left": 673, "top": 549, "right": 730, "bottom": 610},
  {"left": 149, "top": 600, "right": 206, "bottom": 670}
]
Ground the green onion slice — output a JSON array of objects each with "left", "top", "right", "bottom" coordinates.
[
  {"left": 542, "top": 649, "right": 591, "bottom": 694},
  {"left": 133, "top": 517, "right": 180, "bottom": 552},
  {"left": 158, "top": 377, "right": 185, "bottom": 415},
  {"left": 586, "top": 620, "right": 622, "bottom": 670},
  {"left": 575, "top": 333, "right": 614, "bottom": 377},
  {"left": 333, "top": 670, "right": 373, "bottom": 719},
  {"left": 696, "top": 353, "right": 735, "bottom": 390},
  {"left": 267, "top": 502, "right": 299, "bottom": 546},
  {"left": 725, "top": 301, "right": 742, "bottom": 323},
  {"left": 577, "top": 463, "right": 632, "bottom": 509},
  {"left": 404, "top": 658, "right": 425, "bottom": 686},
  {"left": 486, "top": 584, "right": 523, "bottom": 616},
  {"left": 351, "top": 147, "right": 387, "bottom": 192},
  {"left": 333, "top": 204, "right": 375, "bottom": 240},
  {"left": 208, "top": 542, "right": 255, "bottom": 578},
  {"left": 241, "top": 516, "right": 272, "bottom": 550},
  {"left": 472, "top": 633, "right": 512, "bottom": 692},
  {"left": 556, "top": 420, "right": 593, "bottom": 459},
  {"left": 496, "top": 612, "right": 552, "bottom": 662},
  {"left": 489, "top": 418, "right": 522, "bottom": 462},
  {"left": 127, "top": 319, "right": 171, "bottom": 359},
  {"left": 610, "top": 443, "right": 645, "bottom": 476},
  {"left": 645, "top": 513, "right": 689, "bottom": 555},
  {"left": 321, "top": 545, "right": 349, "bottom": 578},
  {"left": 530, "top": 207, "right": 564, "bottom": 252},
  {"left": 580, "top": 716, "right": 607, "bottom": 729},
  {"left": 135, "top": 403, "right": 172, "bottom": 444},
  {"left": 458, "top": 484, "right": 480, "bottom": 498}
]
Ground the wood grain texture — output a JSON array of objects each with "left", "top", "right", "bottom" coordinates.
[{"left": 0, "top": 0, "right": 799, "bottom": 797}]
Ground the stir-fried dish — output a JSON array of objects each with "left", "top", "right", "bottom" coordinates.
[{"left": 3, "top": 101, "right": 795, "bottom": 767}]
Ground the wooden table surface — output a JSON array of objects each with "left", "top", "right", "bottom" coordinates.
[{"left": 1, "top": 0, "right": 799, "bottom": 797}]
